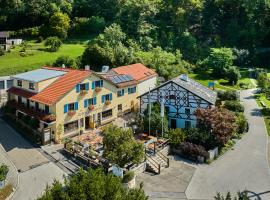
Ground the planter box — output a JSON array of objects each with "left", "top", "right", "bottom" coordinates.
[
  {"left": 208, "top": 147, "right": 219, "bottom": 160},
  {"left": 123, "top": 177, "right": 136, "bottom": 189}
]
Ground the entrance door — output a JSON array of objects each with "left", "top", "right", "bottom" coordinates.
[
  {"left": 85, "top": 116, "right": 90, "bottom": 129},
  {"left": 171, "top": 119, "right": 177, "bottom": 129}
]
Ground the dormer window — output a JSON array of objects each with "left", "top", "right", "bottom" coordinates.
[
  {"left": 17, "top": 80, "right": 22, "bottom": 87},
  {"left": 29, "top": 82, "right": 35, "bottom": 90}
]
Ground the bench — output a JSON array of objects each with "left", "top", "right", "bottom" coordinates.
[{"left": 261, "top": 100, "right": 266, "bottom": 108}]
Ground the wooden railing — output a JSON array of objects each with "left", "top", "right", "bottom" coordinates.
[
  {"left": 146, "top": 154, "right": 161, "bottom": 174},
  {"left": 157, "top": 151, "right": 169, "bottom": 168}
]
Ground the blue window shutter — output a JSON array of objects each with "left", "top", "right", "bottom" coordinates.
[
  {"left": 76, "top": 84, "right": 80, "bottom": 93},
  {"left": 92, "top": 82, "right": 95, "bottom": 89},
  {"left": 64, "top": 104, "right": 68, "bottom": 113},
  {"left": 101, "top": 80, "right": 104, "bottom": 87},
  {"left": 84, "top": 99, "right": 88, "bottom": 108},
  {"left": 102, "top": 95, "right": 105, "bottom": 103},
  {"left": 75, "top": 102, "right": 78, "bottom": 110},
  {"left": 94, "top": 97, "right": 97, "bottom": 105},
  {"left": 85, "top": 83, "right": 89, "bottom": 91},
  {"left": 109, "top": 93, "right": 112, "bottom": 101}
]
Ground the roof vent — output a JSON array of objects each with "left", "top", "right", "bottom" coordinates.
[
  {"left": 85, "top": 65, "right": 90, "bottom": 71},
  {"left": 62, "top": 64, "right": 65, "bottom": 69},
  {"left": 180, "top": 74, "right": 188, "bottom": 82},
  {"left": 102, "top": 65, "right": 109, "bottom": 73}
]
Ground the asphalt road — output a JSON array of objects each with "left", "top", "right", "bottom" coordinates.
[
  {"left": 0, "top": 118, "right": 66, "bottom": 200},
  {"left": 186, "top": 89, "right": 270, "bottom": 200}
]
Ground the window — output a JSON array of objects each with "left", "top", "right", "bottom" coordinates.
[
  {"left": 76, "top": 83, "right": 89, "bottom": 93},
  {"left": 102, "top": 93, "right": 112, "bottom": 103},
  {"left": 0, "top": 81, "right": 4, "bottom": 89},
  {"left": 102, "top": 109, "right": 112, "bottom": 119},
  {"left": 169, "top": 95, "right": 175, "bottom": 99},
  {"left": 117, "top": 89, "right": 125, "bottom": 97},
  {"left": 185, "top": 121, "right": 191, "bottom": 129},
  {"left": 17, "top": 80, "right": 22, "bottom": 87},
  {"left": 35, "top": 102, "right": 39, "bottom": 111},
  {"left": 118, "top": 104, "right": 122, "bottom": 111},
  {"left": 64, "top": 102, "right": 79, "bottom": 113},
  {"left": 84, "top": 97, "right": 97, "bottom": 108},
  {"left": 185, "top": 108, "right": 190, "bottom": 115},
  {"left": 29, "top": 82, "right": 35, "bottom": 90},
  {"left": 64, "top": 120, "right": 79, "bottom": 133},
  {"left": 128, "top": 86, "right": 136, "bottom": 94},
  {"left": 92, "top": 80, "right": 103, "bottom": 89},
  {"left": 7, "top": 80, "right": 13, "bottom": 89},
  {"left": 18, "top": 96, "right": 22, "bottom": 104},
  {"left": 45, "top": 105, "right": 49, "bottom": 114}
]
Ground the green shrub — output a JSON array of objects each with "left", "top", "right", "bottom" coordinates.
[
  {"left": 217, "top": 90, "right": 238, "bottom": 101},
  {"left": 0, "top": 164, "right": 9, "bottom": 181},
  {"left": 0, "top": 48, "right": 4, "bottom": 56},
  {"left": 45, "top": 37, "right": 62, "bottom": 52},
  {"left": 122, "top": 171, "right": 135, "bottom": 183},
  {"left": 224, "top": 100, "right": 244, "bottom": 112},
  {"left": 262, "top": 108, "right": 270, "bottom": 116},
  {"left": 236, "top": 113, "right": 248, "bottom": 134},
  {"left": 167, "top": 128, "right": 186, "bottom": 147},
  {"left": 53, "top": 55, "right": 75, "bottom": 68}
]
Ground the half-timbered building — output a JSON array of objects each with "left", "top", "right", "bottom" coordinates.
[{"left": 138, "top": 74, "right": 217, "bottom": 129}]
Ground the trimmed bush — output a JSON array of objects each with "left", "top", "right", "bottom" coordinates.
[
  {"left": 178, "top": 142, "right": 208, "bottom": 159},
  {"left": 217, "top": 90, "right": 238, "bottom": 101},
  {"left": 236, "top": 113, "right": 248, "bottom": 134},
  {"left": 167, "top": 128, "right": 187, "bottom": 147},
  {"left": 0, "top": 164, "right": 8, "bottom": 181},
  {"left": 224, "top": 100, "right": 244, "bottom": 112},
  {"left": 122, "top": 171, "right": 135, "bottom": 183}
]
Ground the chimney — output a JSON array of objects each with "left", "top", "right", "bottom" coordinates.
[
  {"left": 85, "top": 65, "right": 90, "bottom": 71},
  {"left": 180, "top": 74, "right": 188, "bottom": 82},
  {"left": 62, "top": 64, "right": 65, "bottom": 69},
  {"left": 101, "top": 65, "right": 109, "bottom": 73}
]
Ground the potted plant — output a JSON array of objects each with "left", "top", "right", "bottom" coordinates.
[
  {"left": 95, "top": 87, "right": 102, "bottom": 92},
  {"left": 88, "top": 104, "right": 94, "bottom": 110},
  {"left": 105, "top": 100, "right": 111, "bottom": 106},
  {"left": 122, "top": 171, "right": 135, "bottom": 189},
  {"left": 0, "top": 164, "right": 9, "bottom": 189},
  {"left": 80, "top": 90, "right": 87, "bottom": 95},
  {"left": 68, "top": 110, "right": 76, "bottom": 117}
]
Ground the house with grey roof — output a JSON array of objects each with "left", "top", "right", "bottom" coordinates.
[
  {"left": 0, "top": 31, "right": 22, "bottom": 51},
  {"left": 138, "top": 74, "right": 217, "bottom": 129}
]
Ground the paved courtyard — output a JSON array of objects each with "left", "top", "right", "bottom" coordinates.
[{"left": 136, "top": 155, "right": 195, "bottom": 200}]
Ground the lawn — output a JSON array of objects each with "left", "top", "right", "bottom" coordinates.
[
  {"left": 0, "top": 40, "right": 87, "bottom": 76},
  {"left": 255, "top": 93, "right": 270, "bottom": 136},
  {"left": 189, "top": 68, "right": 254, "bottom": 91}
]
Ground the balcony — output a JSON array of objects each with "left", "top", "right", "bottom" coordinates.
[
  {"left": 88, "top": 104, "right": 94, "bottom": 111},
  {"left": 6, "top": 100, "right": 56, "bottom": 123},
  {"left": 105, "top": 100, "right": 111, "bottom": 106},
  {"left": 67, "top": 110, "right": 76, "bottom": 117},
  {"left": 80, "top": 90, "right": 87, "bottom": 96}
]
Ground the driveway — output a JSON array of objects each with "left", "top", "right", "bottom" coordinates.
[
  {"left": 186, "top": 89, "right": 270, "bottom": 200},
  {"left": 136, "top": 155, "right": 195, "bottom": 200},
  {"left": 0, "top": 118, "right": 66, "bottom": 200}
]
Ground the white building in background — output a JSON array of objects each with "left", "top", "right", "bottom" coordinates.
[
  {"left": 138, "top": 74, "right": 217, "bottom": 129},
  {"left": 0, "top": 76, "right": 13, "bottom": 107}
]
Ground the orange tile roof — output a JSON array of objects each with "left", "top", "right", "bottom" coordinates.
[
  {"left": 29, "top": 68, "right": 92, "bottom": 105},
  {"left": 111, "top": 63, "right": 157, "bottom": 82}
]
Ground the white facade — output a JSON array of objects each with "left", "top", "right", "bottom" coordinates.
[
  {"left": 7, "top": 39, "right": 23, "bottom": 45},
  {"left": 137, "top": 76, "right": 157, "bottom": 96}
]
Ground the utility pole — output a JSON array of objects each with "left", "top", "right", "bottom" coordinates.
[{"left": 148, "top": 88, "right": 151, "bottom": 136}]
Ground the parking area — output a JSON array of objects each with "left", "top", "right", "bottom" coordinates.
[{"left": 136, "top": 155, "right": 196, "bottom": 200}]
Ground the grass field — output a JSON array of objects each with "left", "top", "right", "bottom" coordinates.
[
  {"left": 0, "top": 40, "right": 87, "bottom": 76},
  {"left": 189, "top": 68, "right": 254, "bottom": 91},
  {"left": 255, "top": 93, "right": 270, "bottom": 136}
]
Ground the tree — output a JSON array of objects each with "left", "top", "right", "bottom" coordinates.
[
  {"left": 201, "top": 48, "right": 234, "bottom": 78},
  {"left": 0, "top": 164, "right": 8, "bottom": 182},
  {"left": 38, "top": 168, "right": 148, "bottom": 200},
  {"left": 227, "top": 66, "right": 240, "bottom": 85},
  {"left": 214, "top": 191, "right": 251, "bottom": 200},
  {"left": 257, "top": 72, "right": 269, "bottom": 91},
  {"left": 45, "top": 37, "right": 62, "bottom": 52},
  {"left": 195, "top": 107, "right": 237, "bottom": 146},
  {"left": 103, "top": 124, "right": 144, "bottom": 168},
  {"left": 143, "top": 103, "right": 169, "bottom": 135},
  {"left": 48, "top": 12, "right": 70, "bottom": 39},
  {"left": 53, "top": 56, "right": 76, "bottom": 68}
]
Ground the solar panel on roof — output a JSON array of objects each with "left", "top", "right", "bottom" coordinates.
[
  {"left": 114, "top": 76, "right": 122, "bottom": 83},
  {"left": 118, "top": 75, "right": 126, "bottom": 82}
]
